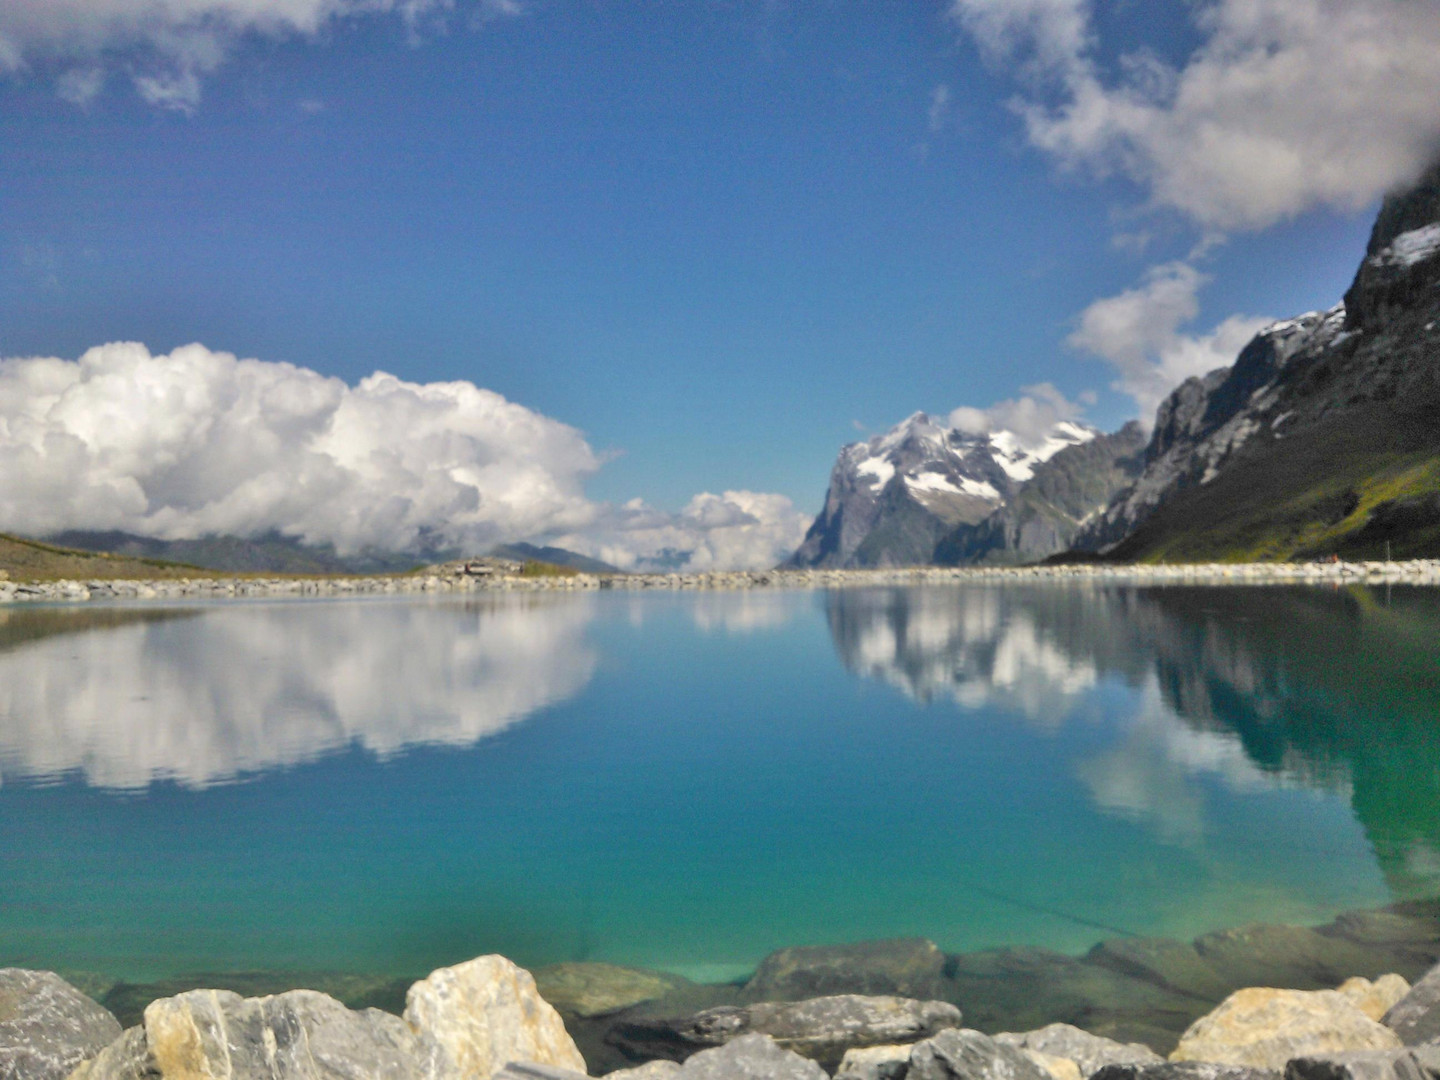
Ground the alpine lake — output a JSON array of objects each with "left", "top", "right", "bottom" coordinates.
[{"left": 1, "top": 581, "right": 1438, "bottom": 1055}]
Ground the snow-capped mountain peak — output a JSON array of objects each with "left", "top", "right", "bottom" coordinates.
[{"left": 785, "top": 410, "right": 1100, "bottom": 569}]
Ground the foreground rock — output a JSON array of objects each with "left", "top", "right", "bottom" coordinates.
[
  {"left": 1285, "top": 1045, "right": 1440, "bottom": 1080},
  {"left": 0, "top": 970, "right": 121, "bottom": 1080},
  {"left": 533, "top": 965, "right": 691, "bottom": 1019},
  {"left": 1335, "top": 977, "right": 1410, "bottom": 1024},
  {"left": 996, "top": 1023, "right": 1164, "bottom": 1077},
  {"left": 907, "top": 1028, "right": 1053, "bottom": 1080},
  {"left": 675, "top": 1033, "right": 827, "bottom": 1080},
  {"left": 69, "top": 988, "right": 421, "bottom": 1080},
  {"left": 71, "top": 954, "right": 585, "bottom": 1080},
  {"left": 1382, "top": 963, "right": 1440, "bottom": 1046},
  {"left": 747, "top": 940, "right": 948, "bottom": 1001},
  {"left": 405, "top": 955, "right": 588, "bottom": 1079},
  {"left": 1171, "top": 989, "right": 1402, "bottom": 1069},
  {"left": 835, "top": 1045, "right": 915, "bottom": 1080},
  {"left": 609, "top": 995, "right": 960, "bottom": 1070}
]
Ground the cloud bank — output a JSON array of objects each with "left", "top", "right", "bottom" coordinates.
[
  {"left": 0, "top": 0, "right": 521, "bottom": 110},
  {"left": 947, "top": 382, "right": 1093, "bottom": 447},
  {"left": 950, "top": 0, "right": 1440, "bottom": 232},
  {"left": 0, "top": 341, "right": 807, "bottom": 570}
]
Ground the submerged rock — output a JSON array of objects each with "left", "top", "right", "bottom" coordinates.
[
  {"left": 1284, "top": 1045, "right": 1440, "bottom": 1080},
  {"left": 405, "top": 955, "right": 588, "bottom": 1080},
  {"left": 1381, "top": 963, "right": 1440, "bottom": 1046},
  {"left": 995, "top": 1023, "right": 1163, "bottom": 1077},
  {"left": 1335, "top": 977, "right": 1410, "bottom": 1023},
  {"left": 674, "top": 1033, "right": 827, "bottom": 1080},
  {"left": 1086, "top": 939, "right": 1235, "bottom": 1003},
  {"left": 1192, "top": 927, "right": 1388, "bottom": 994},
  {"left": 533, "top": 965, "right": 691, "bottom": 1019},
  {"left": 947, "top": 946, "right": 1200, "bottom": 1051},
  {"left": 906, "top": 1028, "right": 1053, "bottom": 1080},
  {"left": 608, "top": 994, "right": 960, "bottom": 1070},
  {"left": 747, "top": 940, "right": 947, "bottom": 1001},
  {"left": 1171, "top": 988, "right": 1402, "bottom": 1070},
  {"left": 0, "top": 969, "right": 121, "bottom": 1080},
  {"left": 68, "top": 988, "right": 421, "bottom": 1080}
]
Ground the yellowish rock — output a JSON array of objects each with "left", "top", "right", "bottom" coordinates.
[
  {"left": 1337, "top": 974, "right": 1411, "bottom": 1021},
  {"left": 1021, "top": 1049, "right": 1083, "bottom": 1080},
  {"left": 405, "top": 955, "right": 587, "bottom": 1080},
  {"left": 1171, "top": 987, "right": 1402, "bottom": 1070}
]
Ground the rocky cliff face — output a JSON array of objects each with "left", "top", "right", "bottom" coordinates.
[
  {"left": 935, "top": 422, "right": 1147, "bottom": 566},
  {"left": 785, "top": 413, "right": 1094, "bottom": 569},
  {"left": 1080, "top": 162, "right": 1440, "bottom": 561}
]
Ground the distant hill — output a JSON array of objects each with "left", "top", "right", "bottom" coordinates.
[
  {"left": 0, "top": 533, "right": 206, "bottom": 582},
  {"left": 1076, "top": 160, "right": 1440, "bottom": 562},
  {"left": 487, "top": 543, "right": 619, "bottom": 574},
  {"left": 48, "top": 531, "right": 444, "bottom": 575}
]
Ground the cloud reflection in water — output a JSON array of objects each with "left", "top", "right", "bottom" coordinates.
[{"left": 0, "top": 595, "right": 598, "bottom": 791}]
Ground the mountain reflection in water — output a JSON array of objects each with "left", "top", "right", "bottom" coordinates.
[{"left": 825, "top": 583, "right": 1440, "bottom": 898}]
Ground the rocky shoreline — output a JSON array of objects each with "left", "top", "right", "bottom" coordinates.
[
  {"left": 6, "top": 909, "right": 1440, "bottom": 1080},
  {"left": 2, "top": 558, "right": 1440, "bottom": 604},
  {"left": 6, "top": 899, "right": 1439, "bottom": 1080}
]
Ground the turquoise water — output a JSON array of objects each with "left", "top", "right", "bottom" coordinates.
[{"left": 0, "top": 584, "right": 1437, "bottom": 984}]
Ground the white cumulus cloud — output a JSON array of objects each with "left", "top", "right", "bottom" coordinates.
[
  {"left": 0, "top": 0, "right": 522, "bottom": 110},
  {"left": 949, "top": 0, "right": 1440, "bottom": 232},
  {"left": 947, "top": 381, "right": 1092, "bottom": 447},
  {"left": 1066, "top": 262, "right": 1271, "bottom": 419},
  {"left": 561, "top": 490, "right": 812, "bottom": 573},
  {"left": 0, "top": 341, "right": 803, "bottom": 569}
]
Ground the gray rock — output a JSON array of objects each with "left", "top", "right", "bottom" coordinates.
[
  {"left": 1090, "top": 1065, "right": 1279, "bottom": 1080},
  {"left": 1383, "top": 964, "right": 1440, "bottom": 1047},
  {"left": 993, "top": 1024, "right": 1162, "bottom": 1077},
  {"left": 674, "top": 1034, "right": 827, "bottom": 1080},
  {"left": 609, "top": 996, "right": 959, "bottom": 1071},
  {"left": 746, "top": 940, "right": 947, "bottom": 1001},
  {"left": 1285, "top": 1046, "right": 1440, "bottom": 1080},
  {"left": 69, "top": 988, "right": 422, "bottom": 1079},
  {"left": 836, "top": 1045, "right": 914, "bottom": 1080},
  {"left": 0, "top": 969, "right": 122, "bottom": 1080},
  {"left": 906, "top": 1029, "right": 1052, "bottom": 1080}
]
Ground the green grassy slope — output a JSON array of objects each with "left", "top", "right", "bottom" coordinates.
[{"left": 1107, "top": 400, "right": 1440, "bottom": 562}]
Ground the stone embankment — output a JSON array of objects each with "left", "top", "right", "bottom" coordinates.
[
  {"left": 3, "top": 952, "right": 1438, "bottom": 1080},
  {"left": 3, "top": 559, "right": 1439, "bottom": 605}
]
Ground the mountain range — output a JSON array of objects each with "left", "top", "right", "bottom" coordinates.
[{"left": 788, "top": 160, "right": 1440, "bottom": 568}]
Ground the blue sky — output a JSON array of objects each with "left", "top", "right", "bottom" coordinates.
[{"left": 2, "top": 0, "right": 1438, "bottom": 567}]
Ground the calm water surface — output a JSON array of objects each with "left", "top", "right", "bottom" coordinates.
[{"left": 0, "top": 584, "right": 1437, "bottom": 984}]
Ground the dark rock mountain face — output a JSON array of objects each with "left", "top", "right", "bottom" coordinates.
[
  {"left": 935, "top": 422, "right": 1147, "bottom": 566},
  {"left": 1077, "top": 162, "right": 1440, "bottom": 562}
]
